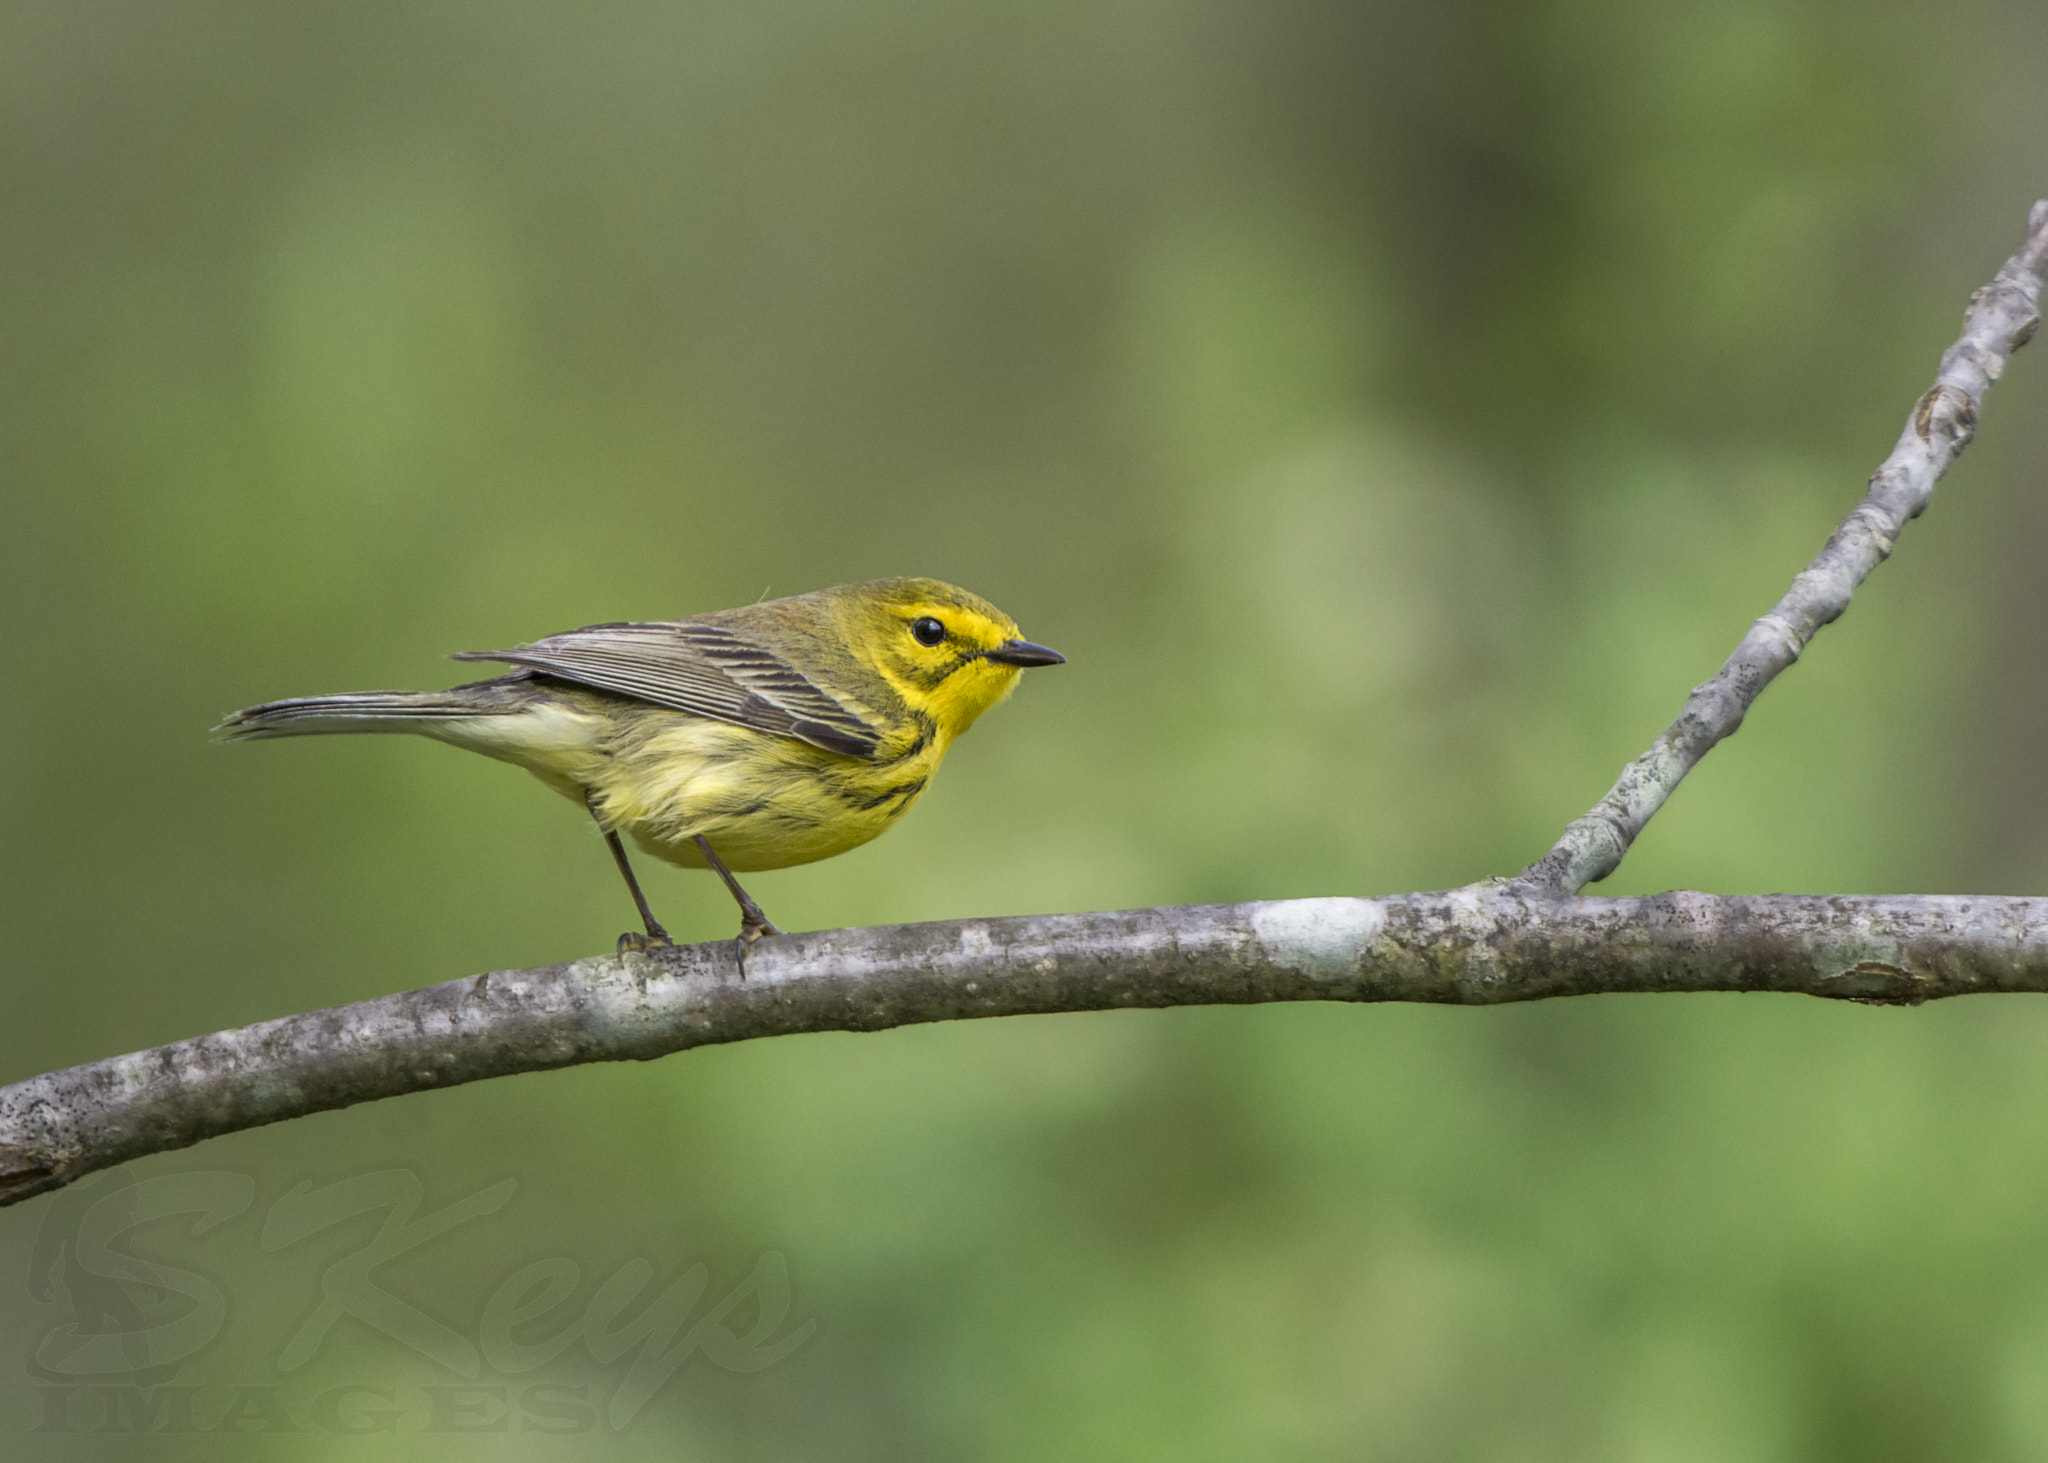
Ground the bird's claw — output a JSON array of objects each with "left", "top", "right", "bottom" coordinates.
[
  {"left": 617, "top": 929, "right": 673, "bottom": 955},
  {"left": 731, "top": 915, "right": 783, "bottom": 979}
]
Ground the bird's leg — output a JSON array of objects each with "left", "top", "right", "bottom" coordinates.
[
  {"left": 693, "top": 834, "right": 782, "bottom": 976},
  {"left": 587, "top": 798, "right": 671, "bottom": 953}
]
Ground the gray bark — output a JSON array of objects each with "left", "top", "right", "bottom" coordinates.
[
  {"left": 5, "top": 890, "right": 2047, "bottom": 1207},
  {"left": 3, "top": 201, "right": 2046, "bottom": 1210}
]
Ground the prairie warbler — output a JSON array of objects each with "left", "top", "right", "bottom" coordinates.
[{"left": 219, "top": 578, "right": 1064, "bottom": 960}]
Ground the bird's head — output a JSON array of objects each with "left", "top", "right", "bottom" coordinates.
[{"left": 830, "top": 577, "right": 1064, "bottom": 739}]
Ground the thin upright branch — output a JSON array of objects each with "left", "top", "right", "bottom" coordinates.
[
  {"left": 1514, "top": 202, "right": 2048, "bottom": 894},
  {"left": 3, "top": 201, "right": 2046, "bottom": 1212}
]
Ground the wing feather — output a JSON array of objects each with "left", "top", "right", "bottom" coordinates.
[{"left": 451, "top": 621, "right": 881, "bottom": 758}]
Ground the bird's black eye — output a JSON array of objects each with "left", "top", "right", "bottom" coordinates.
[{"left": 910, "top": 616, "right": 948, "bottom": 647}]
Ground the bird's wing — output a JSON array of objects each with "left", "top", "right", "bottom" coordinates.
[{"left": 450, "top": 621, "right": 883, "bottom": 758}]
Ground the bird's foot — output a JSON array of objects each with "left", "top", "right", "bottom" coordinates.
[
  {"left": 731, "top": 912, "right": 784, "bottom": 979},
  {"left": 617, "top": 928, "right": 674, "bottom": 955}
]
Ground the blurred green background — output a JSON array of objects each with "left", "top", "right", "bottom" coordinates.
[{"left": 6, "top": 0, "right": 2048, "bottom": 1457}]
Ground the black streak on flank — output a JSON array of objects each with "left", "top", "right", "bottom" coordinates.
[
  {"left": 842, "top": 776, "right": 928, "bottom": 812},
  {"left": 897, "top": 713, "right": 937, "bottom": 760}
]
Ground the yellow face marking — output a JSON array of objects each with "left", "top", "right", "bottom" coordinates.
[{"left": 845, "top": 593, "right": 1030, "bottom": 743}]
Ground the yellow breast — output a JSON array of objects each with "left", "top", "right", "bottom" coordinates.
[{"left": 590, "top": 711, "right": 947, "bottom": 873}]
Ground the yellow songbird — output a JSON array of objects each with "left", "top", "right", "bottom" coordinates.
[{"left": 218, "top": 577, "right": 1064, "bottom": 959}]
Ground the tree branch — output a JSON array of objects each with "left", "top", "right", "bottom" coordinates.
[
  {"left": 4, "top": 201, "right": 2046, "bottom": 1210},
  {"left": 5, "top": 891, "right": 2048, "bottom": 1207},
  {"left": 1514, "top": 200, "right": 2048, "bottom": 894}
]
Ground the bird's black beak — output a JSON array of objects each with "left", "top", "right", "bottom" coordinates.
[{"left": 984, "top": 639, "right": 1066, "bottom": 668}]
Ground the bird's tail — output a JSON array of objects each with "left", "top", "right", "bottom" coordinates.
[{"left": 215, "top": 680, "right": 527, "bottom": 741}]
